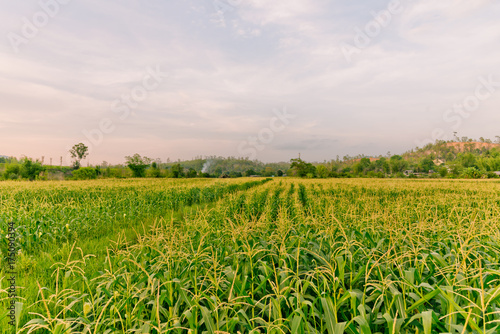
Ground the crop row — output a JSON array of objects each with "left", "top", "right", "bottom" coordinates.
[
  {"left": 14, "top": 179, "right": 500, "bottom": 333},
  {"left": 0, "top": 178, "right": 271, "bottom": 256}
]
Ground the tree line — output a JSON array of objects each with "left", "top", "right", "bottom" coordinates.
[{"left": 2, "top": 139, "right": 500, "bottom": 180}]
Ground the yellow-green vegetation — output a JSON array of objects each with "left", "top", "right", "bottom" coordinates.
[{"left": 1, "top": 178, "right": 500, "bottom": 333}]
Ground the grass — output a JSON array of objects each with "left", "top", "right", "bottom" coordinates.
[{"left": 1, "top": 178, "right": 499, "bottom": 333}]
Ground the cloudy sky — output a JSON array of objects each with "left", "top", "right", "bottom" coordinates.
[{"left": 1, "top": 0, "right": 500, "bottom": 164}]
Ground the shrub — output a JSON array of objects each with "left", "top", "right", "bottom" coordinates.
[
  {"left": 438, "top": 167, "right": 448, "bottom": 177},
  {"left": 72, "top": 167, "right": 98, "bottom": 180},
  {"left": 462, "top": 167, "right": 483, "bottom": 179},
  {"left": 20, "top": 158, "right": 44, "bottom": 180},
  {"left": 3, "top": 164, "right": 21, "bottom": 180},
  {"left": 126, "top": 154, "right": 151, "bottom": 178},
  {"left": 486, "top": 171, "right": 499, "bottom": 178},
  {"left": 7, "top": 172, "right": 19, "bottom": 180}
]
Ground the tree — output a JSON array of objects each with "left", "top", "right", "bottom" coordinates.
[
  {"left": 263, "top": 167, "right": 274, "bottom": 176},
  {"left": 149, "top": 161, "right": 162, "bottom": 178},
  {"left": 438, "top": 167, "right": 448, "bottom": 177},
  {"left": 290, "top": 158, "right": 316, "bottom": 178},
  {"left": 69, "top": 143, "right": 89, "bottom": 169},
  {"left": 447, "top": 161, "right": 462, "bottom": 177},
  {"left": 125, "top": 154, "right": 151, "bottom": 177},
  {"left": 229, "top": 171, "right": 242, "bottom": 178},
  {"left": 20, "top": 158, "right": 44, "bottom": 180},
  {"left": 3, "top": 164, "right": 21, "bottom": 180},
  {"left": 170, "top": 164, "right": 182, "bottom": 178},
  {"left": 419, "top": 157, "right": 436, "bottom": 173},
  {"left": 354, "top": 158, "right": 371, "bottom": 175},
  {"left": 460, "top": 152, "right": 477, "bottom": 168},
  {"left": 316, "top": 165, "right": 329, "bottom": 178},
  {"left": 389, "top": 155, "right": 408, "bottom": 174},
  {"left": 380, "top": 159, "right": 390, "bottom": 174},
  {"left": 245, "top": 169, "right": 257, "bottom": 177},
  {"left": 186, "top": 168, "right": 197, "bottom": 178},
  {"left": 277, "top": 170, "right": 284, "bottom": 177}
]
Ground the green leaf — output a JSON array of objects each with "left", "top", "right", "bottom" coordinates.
[
  {"left": 200, "top": 306, "right": 216, "bottom": 334},
  {"left": 406, "top": 288, "right": 441, "bottom": 313}
]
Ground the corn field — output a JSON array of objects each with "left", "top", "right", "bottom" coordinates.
[{"left": 1, "top": 178, "right": 500, "bottom": 333}]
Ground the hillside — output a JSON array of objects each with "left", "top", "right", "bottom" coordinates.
[
  {"left": 316, "top": 139, "right": 500, "bottom": 179},
  {"left": 403, "top": 140, "right": 500, "bottom": 161},
  {"left": 428, "top": 141, "right": 500, "bottom": 154}
]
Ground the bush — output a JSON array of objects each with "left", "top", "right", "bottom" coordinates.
[
  {"left": 3, "top": 164, "right": 21, "bottom": 180},
  {"left": 7, "top": 172, "right": 19, "bottom": 180},
  {"left": 126, "top": 154, "right": 151, "bottom": 178},
  {"left": 20, "top": 158, "right": 44, "bottom": 180},
  {"left": 147, "top": 167, "right": 162, "bottom": 178},
  {"left": 438, "top": 167, "right": 448, "bottom": 177},
  {"left": 486, "top": 172, "right": 499, "bottom": 179},
  {"left": 461, "top": 167, "right": 483, "bottom": 179},
  {"left": 72, "top": 167, "right": 98, "bottom": 180},
  {"left": 109, "top": 168, "right": 126, "bottom": 178}
]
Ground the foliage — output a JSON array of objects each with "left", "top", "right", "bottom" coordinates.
[
  {"left": 2, "top": 163, "right": 21, "bottom": 180},
  {"left": 69, "top": 143, "right": 89, "bottom": 168},
  {"left": 72, "top": 167, "right": 98, "bottom": 180},
  {"left": 125, "top": 154, "right": 152, "bottom": 177},
  {"left": 310, "top": 140, "right": 500, "bottom": 179},
  {"left": 389, "top": 155, "right": 408, "bottom": 173},
  {"left": 148, "top": 161, "right": 162, "bottom": 178},
  {"left": 438, "top": 166, "right": 448, "bottom": 177},
  {"left": 170, "top": 163, "right": 182, "bottom": 178},
  {"left": 418, "top": 156, "right": 436, "bottom": 172},
  {"left": 462, "top": 166, "right": 483, "bottom": 179},
  {"left": 20, "top": 158, "right": 44, "bottom": 180},
  {"left": 6, "top": 139, "right": 500, "bottom": 182},
  {"left": 245, "top": 169, "right": 257, "bottom": 176},
  {"left": 316, "top": 165, "right": 329, "bottom": 178},
  {"left": 290, "top": 157, "right": 316, "bottom": 177}
]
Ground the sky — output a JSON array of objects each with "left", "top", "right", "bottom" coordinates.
[{"left": 1, "top": 0, "right": 500, "bottom": 165}]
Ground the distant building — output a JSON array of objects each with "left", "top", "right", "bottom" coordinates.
[
  {"left": 493, "top": 171, "right": 500, "bottom": 176},
  {"left": 404, "top": 170, "right": 414, "bottom": 176}
]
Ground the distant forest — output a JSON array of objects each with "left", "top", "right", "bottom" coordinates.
[{"left": 2, "top": 137, "right": 500, "bottom": 180}]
